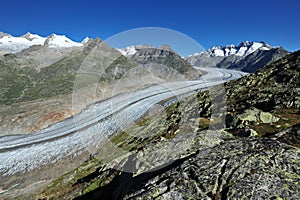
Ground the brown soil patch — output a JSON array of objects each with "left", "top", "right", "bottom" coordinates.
[{"left": 28, "top": 109, "right": 73, "bottom": 132}]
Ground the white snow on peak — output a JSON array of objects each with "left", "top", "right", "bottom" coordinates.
[
  {"left": 81, "top": 37, "right": 90, "bottom": 44},
  {"left": 236, "top": 46, "right": 248, "bottom": 56},
  {"left": 224, "top": 48, "right": 230, "bottom": 56},
  {"left": 117, "top": 46, "right": 138, "bottom": 56},
  {"left": 230, "top": 48, "right": 237, "bottom": 55},
  {"left": 187, "top": 52, "right": 204, "bottom": 57},
  {"left": 260, "top": 46, "right": 271, "bottom": 51},
  {"left": 117, "top": 44, "right": 155, "bottom": 56},
  {"left": 245, "top": 42, "right": 264, "bottom": 55},
  {"left": 21, "top": 32, "right": 45, "bottom": 43},
  {"left": 44, "top": 34, "right": 82, "bottom": 48},
  {"left": 0, "top": 32, "right": 83, "bottom": 53},
  {"left": 189, "top": 41, "right": 273, "bottom": 58},
  {"left": 213, "top": 49, "right": 225, "bottom": 56}
]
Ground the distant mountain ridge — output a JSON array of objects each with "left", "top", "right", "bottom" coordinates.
[
  {"left": 185, "top": 41, "right": 289, "bottom": 72},
  {"left": 0, "top": 32, "right": 291, "bottom": 73},
  {"left": 117, "top": 45, "right": 153, "bottom": 56},
  {"left": 117, "top": 44, "right": 176, "bottom": 57},
  {"left": 118, "top": 41, "right": 289, "bottom": 73},
  {"left": 190, "top": 41, "right": 273, "bottom": 57},
  {"left": 0, "top": 32, "right": 84, "bottom": 53}
]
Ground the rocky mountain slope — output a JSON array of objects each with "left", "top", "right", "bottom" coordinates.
[
  {"left": 35, "top": 51, "right": 300, "bottom": 199},
  {"left": 0, "top": 38, "right": 119, "bottom": 134},
  {"left": 186, "top": 41, "right": 289, "bottom": 72},
  {"left": 118, "top": 45, "right": 201, "bottom": 80}
]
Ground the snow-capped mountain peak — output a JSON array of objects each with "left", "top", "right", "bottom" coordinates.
[
  {"left": 117, "top": 44, "right": 153, "bottom": 56},
  {"left": 44, "top": 34, "right": 82, "bottom": 48},
  {"left": 203, "top": 41, "right": 273, "bottom": 57},
  {"left": 0, "top": 32, "right": 83, "bottom": 53},
  {"left": 21, "top": 32, "right": 44, "bottom": 41},
  {"left": 81, "top": 37, "right": 90, "bottom": 44},
  {"left": 187, "top": 41, "right": 273, "bottom": 59},
  {"left": 185, "top": 41, "right": 288, "bottom": 73},
  {"left": 117, "top": 46, "right": 138, "bottom": 56},
  {"left": 0, "top": 32, "right": 11, "bottom": 39}
]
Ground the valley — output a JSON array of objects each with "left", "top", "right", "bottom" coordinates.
[{"left": 0, "top": 32, "right": 299, "bottom": 200}]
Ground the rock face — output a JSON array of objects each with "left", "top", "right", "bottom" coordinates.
[
  {"left": 226, "top": 107, "right": 280, "bottom": 130},
  {"left": 186, "top": 41, "right": 289, "bottom": 72},
  {"left": 116, "top": 138, "right": 300, "bottom": 200}
]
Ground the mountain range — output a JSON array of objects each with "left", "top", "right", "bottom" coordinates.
[
  {"left": 1, "top": 33, "right": 289, "bottom": 74},
  {"left": 185, "top": 41, "right": 289, "bottom": 72},
  {"left": 0, "top": 32, "right": 86, "bottom": 54}
]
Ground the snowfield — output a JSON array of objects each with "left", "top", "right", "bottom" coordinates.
[{"left": 0, "top": 32, "right": 83, "bottom": 53}]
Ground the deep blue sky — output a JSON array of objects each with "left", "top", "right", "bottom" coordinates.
[{"left": 1, "top": 0, "right": 299, "bottom": 56}]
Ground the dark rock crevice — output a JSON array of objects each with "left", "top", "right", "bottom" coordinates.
[{"left": 75, "top": 151, "right": 199, "bottom": 200}]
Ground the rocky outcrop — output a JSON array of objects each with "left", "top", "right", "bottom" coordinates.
[
  {"left": 0, "top": 32, "right": 10, "bottom": 39},
  {"left": 225, "top": 107, "right": 280, "bottom": 130},
  {"left": 116, "top": 138, "right": 300, "bottom": 200},
  {"left": 128, "top": 46, "right": 201, "bottom": 80}
]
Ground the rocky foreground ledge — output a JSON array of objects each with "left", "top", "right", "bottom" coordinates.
[{"left": 79, "top": 138, "right": 300, "bottom": 200}]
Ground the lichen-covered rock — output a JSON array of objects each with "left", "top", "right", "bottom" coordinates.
[
  {"left": 238, "top": 107, "right": 280, "bottom": 124},
  {"left": 73, "top": 137, "right": 300, "bottom": 200},
  {"left": 225, "top": 107, "right": 281, "bottom": 130},
  {"left": 121, "top": 138, "right": 300, "bottom": 200}
]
